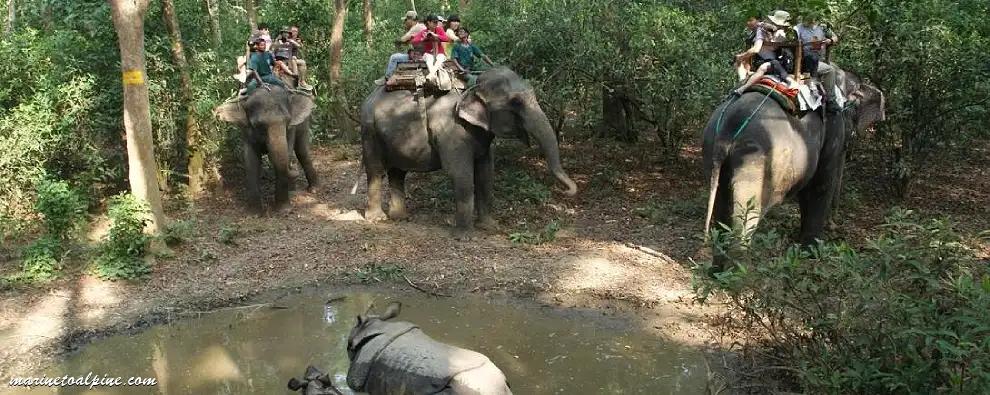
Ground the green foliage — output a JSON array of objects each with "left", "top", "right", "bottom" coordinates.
[
  {"left": 508, "top": 219, "right": 561, "bottom": 245},
  {"left": 92, "top": 194, "right": 151, "bottom": 280},
  {"left": 353, "top": 263, "right": 405, "bottom": 284},
  {"left": 34, "top": 178, "right": 88, "bottom": 239},
  {"left": 20, "top": 236, "right": 64, "bottom": 281},
  {"left": 217, "top": 224, "right": 240, "bottom": 245},
  {"left": 695, "top": 209, "right": 990, "bottom": 392},
  {"left": 498, "top": 169, "right": 551, "bottom": 204},
  {"left": 162, "top": 219, "right": 195, "bottom": 246}
]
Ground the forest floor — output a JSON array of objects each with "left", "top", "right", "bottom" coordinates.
[{"left": 1, "top": 135, "right": 988, "bottom": 386}]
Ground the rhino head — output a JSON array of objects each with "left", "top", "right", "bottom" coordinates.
[
  {"left": 346, "top": 301, "right": 403, "bottom": 361},
  {"left": 287, "top": 365, "right": 343, "bottom": 395}
]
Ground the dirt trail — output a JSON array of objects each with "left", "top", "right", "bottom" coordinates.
[{"left": 0, "top": 142, "right": 720, "bottom": 379}]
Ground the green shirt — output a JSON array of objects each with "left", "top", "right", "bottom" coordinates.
[
  {"left": 452, "top": 42, "right": 484, "bottom": 71},
  {"left": 248, "top": 51, "right": 275, "bottom": 77}
]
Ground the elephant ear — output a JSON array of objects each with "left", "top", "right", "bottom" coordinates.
[
  {"left": 289, "top": 92, "right": 315, "bottom": 126},
  {"left": 214, "top": 101, "right": 248, "bottom": 127},
  {"left": 458, "top": 89, "right": 490, "bottom": 131}
]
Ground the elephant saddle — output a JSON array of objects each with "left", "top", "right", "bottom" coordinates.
[
  {"left": 386, "top": 61, "right": 468, "bottom": 93},
  {"left": 745, "top": 76, "right": 828, "bottom": 115}
]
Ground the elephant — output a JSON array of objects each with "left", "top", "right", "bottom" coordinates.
[
  {"left": 346, "top": 302, "right": 513, "bottom": 395},
  {"left": 214, "top": 85, "right": 317, "bottom": 213},
  {"left": 702, "top": 67, "right": 884, "bottom": 265},
  {"left": 359, "top": 67, "right": 578, "bottom": 238},
  {"left": 287, "top": 365, "right": 344, "bottom": 395}
]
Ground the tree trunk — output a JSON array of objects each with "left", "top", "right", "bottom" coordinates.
[
  {"left": 4, "top": 0, "right": 14, "bottom": 35},
  {"left": 109, "top": 0, "right": 166, "bottom": 234},
  {"left": 362, "top": 0, "right": 373, "bottom": 46},
  {"left": 162, "top": 0, "right": 205, "bottom": 197},
  {"left": 244, "top": 0, "right": 257, "bottom": 30},
  {"left": 329, "top": 0, "right": 347, "bottom": 84},
  {"left": 204, "top": 0, "right": 222, "bottom": 50},
  {"left": 409, "top": 0, "right": 416, "bottom": 12},
  {"left": 459, "top": 0, "right": 469, "bottom": 11}
]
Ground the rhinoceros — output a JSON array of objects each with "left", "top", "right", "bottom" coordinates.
[
  {"left": 346, "top": 302, "right": 513, "bottom": 395},
  {"left": 287, "top": 365, "right": 344, "bottom": 395}
]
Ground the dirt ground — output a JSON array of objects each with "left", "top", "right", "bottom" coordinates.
[{"left": 1, "top": 135, "right": 987, "bottom": 385}]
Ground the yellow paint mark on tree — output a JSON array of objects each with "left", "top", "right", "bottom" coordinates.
[{"left": 122, "top": 70, "right": 144, "bottom": 85}]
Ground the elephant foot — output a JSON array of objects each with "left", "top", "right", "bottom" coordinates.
[
  {"left": 305, "top": 182, "right": 320, "bottom": 194},
  {"left": 388, "top": 209, "right": 410, "bottom": 221},
  {"left": 476, "top": 216, "right": 501, "bottom": 232},
  {"left": 365, "top": 208, "right": 387, "bottom": 222},
  {"left": 451, "top": 228, "right": 476, "bottom": 241}
]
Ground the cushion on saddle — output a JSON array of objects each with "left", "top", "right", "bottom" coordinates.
[
  {"left": 745, "top": 77, "right": 799, "bottom": 114},
  {"left": 385, "top": 61, "right": 467, "bottom": 93}
]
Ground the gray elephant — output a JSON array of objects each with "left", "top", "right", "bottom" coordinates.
[
  {"left": 346, "top": 302, "right": 513, "bottom": 395},
  {"left": 702, "top": 68, "right": 884, "bottom": 264},
  {"left": 214, "top": 85, "right": 317, "bottom": 213},
  {"left": 359, "top": 67, "right": 577, "bottom": 238}
]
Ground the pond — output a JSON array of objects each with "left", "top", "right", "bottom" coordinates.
[{"left": 7, "top": 290, "right": 706, "bottom": 394}]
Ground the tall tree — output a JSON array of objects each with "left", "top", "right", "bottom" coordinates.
[
  {"left": 245, "top": 0, "right": 257, "bottom": 30},
  {"left": 162, "top": 0, "right": 205, "bottom": 196},
  {"left": 329, "top": 0, "right": 347, "bottom": 83},
  {"left": 362, "top": 0, "right": 373, "bottom": 45},
  {"left": 5, "top": 0, "right": 14, "bottom": 35},
  {"left": 204, "top": 0, "right": 222, "bottom": 50},
  {"left": 108, "top": 0, "right": 166, "bottom": 233}
]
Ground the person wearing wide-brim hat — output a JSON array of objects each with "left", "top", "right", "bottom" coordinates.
[{"left": 766, "top": 10, "right": 791, "bottom": 27}]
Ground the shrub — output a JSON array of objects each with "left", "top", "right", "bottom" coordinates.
[
  {"left": 162, "top": 219, "right": 195, "bottom": 246},
  {"left": 20, "top": 236, "right": 63, "bottom": 280},
  {"left": 92, "top": 194, "right": 151, "bottom": 280},
  {"left": 34, "top": 178, "right": 88, "bottom": 239},
  {"left": 12, "top": 178, "right": 87, "bottom": 281},
  {"left": 694, "top": 208, "right": 990, "bottom": 393},
  {"left": 508, "top": 219, "right": 562, "bottom": 245}
]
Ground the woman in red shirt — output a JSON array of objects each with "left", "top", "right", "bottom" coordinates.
[{"left": 412, "top": 14, "right": 450, "bottom": 82}]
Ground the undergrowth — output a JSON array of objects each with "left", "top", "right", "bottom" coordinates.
[
  {"left": 694, "top": 208, "right": 990, "bottom": 393},
  {"left": 92, "top": 193, "right": 151, "bottom": 280}
]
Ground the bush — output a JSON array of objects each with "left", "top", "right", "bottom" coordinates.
[
  {"left": 92, "top": 193, "right": 151, "bottom": 280},
  {"left": 695, "top": 208, "right": 990, "bottom": 393},
  {"left": 34, "top": 178, "right": 88, "bottom": 239},
  {"left": 20, "top": 236, "right": 63, "bottom": 280}
]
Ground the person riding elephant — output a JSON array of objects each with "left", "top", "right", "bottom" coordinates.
[
  {"left": 359, "top": 67, "right": 578, "bottom": 239},
  {"left": 214, "top": 85, "right": 317, "bottom": 213},
  {"left": 346, "top": 302, "right": 513, "bottom": 395},
  {"left": 702, "top": 66, "right": 884, "bottom": 268}
]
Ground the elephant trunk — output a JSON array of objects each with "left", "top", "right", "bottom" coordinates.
[{"left": 522, "top": 100, "right": 577, "bottom": 196}]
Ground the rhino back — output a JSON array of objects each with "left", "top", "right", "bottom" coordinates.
[{"left": 365, "top": 328, "right": 491, "bottom": 395}]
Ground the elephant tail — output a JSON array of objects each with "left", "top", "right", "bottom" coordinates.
[{"left": 703, "top": 138, "right": 732, "bottom": 238}]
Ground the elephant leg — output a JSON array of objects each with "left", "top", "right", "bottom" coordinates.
[
  {"left": 294, "top": 128, "right": 319, "bottom": 192},
  {"left": 362, "top": 133, "right": 387, "bottom": 221},
  {"left": 441, "top": 151, "right": 476, "bottom": 239},
  {"left": 266, "top": 127, "right": 291, "bottom": 210},
  {"left": 711, "top": 172, "right": 734, "bottom": 270},
  {"left": 387, "top": 168, "right": 409, "bottom": 220},
  {"left": 474, "top": 147, "right": 499, "bottom": 231},
  {"left": 243, "top": 143, "right": 264, "bottom": 214},
  {"left": 800, "top": 114, "right": 846, "bottom": 244}
]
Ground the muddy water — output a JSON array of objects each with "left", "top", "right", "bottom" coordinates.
[{"left": 6, "top": 291, "right": 705, "bottom": 394}]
